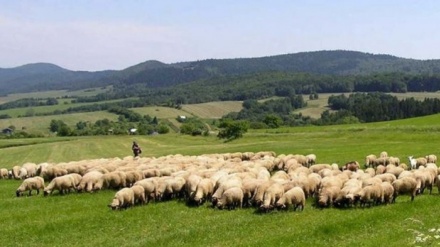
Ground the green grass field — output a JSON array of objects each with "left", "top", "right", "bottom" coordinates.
[{"left": 2, "top": 114, "right": 440, "bottom": 246}]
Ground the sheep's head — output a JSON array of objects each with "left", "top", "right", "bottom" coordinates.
[
  {"left": 16, "top": 190, "right": 21, "bottom": 197},
  {"left": 43, "top": 190, "right": 50, "bottom": 196},
  {"left": 108, "top": 198, "right": 120, "bottom": 210},
  {"left": 276, "top": 202, "right": 286, "bottom": 210}
]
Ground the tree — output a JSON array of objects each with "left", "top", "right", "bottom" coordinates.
[
  {"left": 263, "top": 114, "right": 283, "bottom": 128},
  {"left": 217, "top": 119, "right": 249, "bottom": 141}
]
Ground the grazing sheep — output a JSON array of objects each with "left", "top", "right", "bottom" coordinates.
[
  {"left": 108, "top": 188, "right": 135, "bottom": 210},
  {"left": 276, "top": 187, "right": 306, "bottom": 211},
  {"left": 260, "top": 182, "right": 285, "bottom": 212},
  {"left": 309, "top": 164, "right": 332, "bottom": 174},
  {"left": 374, "top": 173, "right": 397, "bottom": 184},
  {"left": 375, "top": 165, "right": 386, "bottom": 175},
  {"left": 102, "top": 171, "right": 127, "bottom": 190},
  {"left": 318, "top": 186, "right": 341, "bottom": 208},
  {"left": 44, "top": 175, "right": 77, "bottom": 196},
  {"left": 392, "top": 177, "right": 420, "bottom": 202},
  {"left": 16, "top": 176, "right": 45, "bottom": 197},
  {"left": 41, "top": 166, "right": 68, "bottom": 180},
  {"left": 381, "top": 182, "right": 394, "bottom": 204},
  {"left": 216, "top": 187, "right": 244, "bottom": 210},
  {"left": 388, "top": 157, "right": 400, "bottom": 166},
  {"left": 125, "top": 170, "right": 144, "bottom": 187},
  {"left": 134, "top": 178, "right": 158, "bottom": 203},
  {"left": 18, "top": 167, "right": 28, "bottom": 180},
  {"left": 355, "top": 184, "right": 384, "bottom": 207},
  {"left": 131, "top": 185, "right": 146, "bottom": 205},
  {"left": 193, "top": 178, "right": 214, "bottom": 206},
  {"left": 11, "top": 166, "right": 21, "bottom": 180},
  {"left": 212, "top": 177, "right": 242, "bottom": 207},
  {"left": 251, "top": 180, "right": 274, "bottom": 207},
  {"left": 21, "top": 163, "right": 37, "bottom": 178},
  {"left": 185, "top": 174, "right": 202, "bottom": 200},
  {"left": 77, "top": 171, "right": 104, "bottom": 193}
]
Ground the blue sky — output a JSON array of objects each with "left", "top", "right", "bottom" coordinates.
[{"left": 1, "top": 0, "right": 439, "bottom": 71}]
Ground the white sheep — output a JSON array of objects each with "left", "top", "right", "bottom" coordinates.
[
  {"left": 108, "top": 188, "right": 135, "bottom": 210},
  {"left": 0, "top": 168, "right": 8, "bottom": 179},
  {"left": 392, "top": 177, "right": 420, "bottom": 202},
  {"left": 131, "top": 185, "right": 146, "bottom": 205},
  {"left": 16, "top": 176, "right": 45, "bottom": 197},
  {"left": 216, "top": 187, "right": 244, "bottom": 210},
  {"left": 44, "top": 175, "right": 77, "bottom": 196},
  {"left": 192, "top": 178, "right": 214, "bottom": 206},
  {"left": 276, "top": 187, "right": 306, "bottom": 211}
]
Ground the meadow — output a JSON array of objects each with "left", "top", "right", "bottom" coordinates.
[{"left": 2, "top": 114, "right": 440, "bottom": 246}]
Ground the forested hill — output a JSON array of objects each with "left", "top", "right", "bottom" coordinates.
[{"left": 2, "top": 50, "right": 440, "bottom": 94}]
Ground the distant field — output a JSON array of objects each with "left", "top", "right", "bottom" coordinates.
[
  {"left": 131, "top": 106, "right": 188, "bottom": 119},
  {"left": 296, "top": 92, "right": 440, "bottom": 119},
  {"left": 0, "top": 87, "right": 111, "bottom": 104},
  {"left": 0, "top": 111, "right": 118, "bottom": 135},
  {"left": 181, "top": 101, "right": 243, "bottom": 119}
]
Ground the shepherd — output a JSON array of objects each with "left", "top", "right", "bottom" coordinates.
[{"left": 132, "top": 141, "right": 142, "bottom": 157}]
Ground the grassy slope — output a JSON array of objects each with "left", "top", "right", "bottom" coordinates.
[{"left": 2, "top": 115, "right": 440, "bottom": 246}]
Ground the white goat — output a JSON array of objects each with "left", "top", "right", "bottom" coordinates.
[{"left": 408, "top": 156, "right": 417, "bottom": 170}]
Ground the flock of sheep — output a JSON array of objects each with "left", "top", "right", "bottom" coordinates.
[{"left": 1, "top": 151, "right": 439, "bottom": 212}]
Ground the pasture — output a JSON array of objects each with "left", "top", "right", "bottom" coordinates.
[{"left": 2, "top": 115, "right": 440, "bottom": 246}]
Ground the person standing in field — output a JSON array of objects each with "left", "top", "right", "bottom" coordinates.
[{"left": 132, "top": 141, "right": 142, "bottom": 157}]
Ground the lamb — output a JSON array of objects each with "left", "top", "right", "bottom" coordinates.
[
  {"left": 131, "top": 185, "right": 146, "bottom": 205},
  {"left": 108, "top": 188, "right": 135, "bottom": 210},
  {"left": 276, "top": 187, "right": 306, "bottom": 211},
  {"left": 216, "top": 187, "right": 244, "bottom": 210},
  {"left": 44, "top": 175, "right": 77, "bottom": 196},
  {"left": 392, "top": 177, "right": 420, "bottom": 202},
  {"left": 16, "top": 176, "right": 45, "bottom": 197},
  {"left": 192, "top": 178, "right": 214, "bottom": 206}
]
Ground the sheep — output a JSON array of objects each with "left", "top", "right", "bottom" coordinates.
[
  {"left": 185, "top": 174, "right": 202, "bottom": 200},
  {"left": 0, "top": 168, "right": 8, "bottom": 179},
  {"left": 11, "top": 166, "right": 21, "bottom": 180},
  {"left": 21, "top": 162, "right": 37, "bottom": 178},
  {"left": 365, "top": 154, "right": 377, "bottom": 168},
  {"left": 317, "top": 186, "right": 341, "bottom": 208},
  {"left": 131, "top": 185, "right": 146, "bottom": 205},
  {"left": 102, "top": 171, "right": 127, "bottom": 190},
  {"left": 375, "top": 165, "right": 386, "bottom": 175},
  {"left": 408, "top": 156, "right": 427, "bottom": 169},
  {"left": 354, "top": 184, "right": 384, "bottom": 207},
  {"left": 379, "top": 151, "right": 388, "bottom": 158},
  {"left": 16, "top": 176, "right": 45, "bottom": 197},
  {"left": 381, "top": 182, "right": 394, "bottom": 204},
  {"left": 212, "top": 177, "right": 242, "bottom": 207},
  {"left": 392, "top": 177, "right": 420, "bottom": 202},
  {"left": 134, "top": 178, "right": 158, "bottom": 203},
  {"left": 309, "top": 164, "right": 332, "bottom": 174},
  {"left": 388, "top": 157, "right": 400, "bottom": 166},
  {"left": 44, "top": 175, "right": 77, "bottom": 196},
  {"left": 125, "top": 170, "right": 144, "bottom": 187},
  {"left": 342, "top": 161, "right": 359, "bottom": 172},
  {"left": 216, "top": 187, "right": 244, "bottom": 210},
  {"left": 260, "top": 182, "right": 284, "bottom": 212},
  {"left": 426, "top": 154, "right": 437, "bottom": 164},
  {"left": 374, "top": 173, "right": 397, "bottom": 184},
  {"left": 251, "top": 180, "right": 274, "bottom": 207},
  {"left": 305, "top": 154, "right": 317, "bottom": 167},
  {"left": 77, "top": 171, "right": 104, "bottom": 193},
  {"left": 18, "top": 167, "right": 28, "bottom": 180},
  {"left": 192, "top": 178, "right": 214, "bottom": 206},
  {"left": 108, "top": 188, "right": 135, "bottom": 210},
  {"left": 41, "top": 166, "right": 68, "bottom": 180},
  {"left": 276, "top": 187, "right": 306, "bottom": 211},
  {"left": 241, "top": 178, "right": 265, "bottom": 207}
]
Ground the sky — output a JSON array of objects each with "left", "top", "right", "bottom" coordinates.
[{"left": 1, "top": 0, "right": 439, "bottom": 71}]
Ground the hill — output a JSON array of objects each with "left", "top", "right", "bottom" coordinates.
[{"left": 2, "top": 50, "right": 440, "bottom": 94}]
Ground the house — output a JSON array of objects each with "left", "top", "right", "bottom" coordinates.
[{"left": 2, "top": 128, "right": 13, "bottom": 135}]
